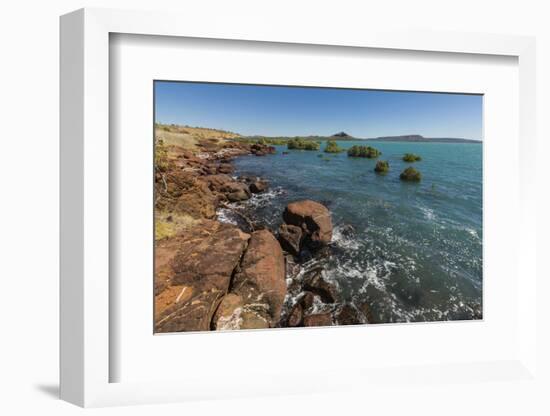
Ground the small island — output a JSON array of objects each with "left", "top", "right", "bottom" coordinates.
[
  {"left": 288, "top": 138, "right": 320, "bottom": 150},
  {"left": 347, "top": 145, "right": 381, "bottom": 158},
  {"left": 400, "top": 166, "right": 422, "bottom": 182},
  {"left": 374, "top": 160, "right": 390, "bottom": 174},
  {"left": 403, "top": 153, "right": 422, "bottom": 162},
  {"left": 324, "top": 140, "right": 343, "bottom": 153}
]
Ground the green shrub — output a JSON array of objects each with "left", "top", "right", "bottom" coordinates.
[
  {"left": 287, "top": 138, "right": 320, "bottom": 150},
  {"left": 347, "top": 145, "right": 381, "bottom": 158},
  {"left": 400, "top": 167, "right": 422, "bottom": 182},
  {"left": 403, "top": 153, "right": 422, "bottom": 162},
  {"left": 374, "top": 160, "right": 390, "bottom": 174},
  {"left": 324, "top": 140, "right": 343, "bottom": 153}
]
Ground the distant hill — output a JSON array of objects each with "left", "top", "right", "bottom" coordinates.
[
  {"left": 365, "top": 134, "right": 481, "bottom": 144},
  {"left": 331, "top": 131, "right": 353, "bottom": 139}
]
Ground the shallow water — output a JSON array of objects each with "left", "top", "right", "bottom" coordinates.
[{"left": 229, "top": 140, "right": 482, "bottom": 323}]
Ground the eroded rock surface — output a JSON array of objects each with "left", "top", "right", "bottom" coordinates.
[
  {"left": 154, "top": 220, "right": 250, "bottom": 333},
  {"left": 228, "top": 230, "right": 286, "bottom": 329}
]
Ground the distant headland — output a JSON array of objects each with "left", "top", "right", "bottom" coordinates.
[{"left": 365, "top": 134, "right": 481, "bottom": 144}]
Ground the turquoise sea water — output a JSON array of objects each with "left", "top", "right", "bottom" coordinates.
[{"left": 230, "top": 141, "right": 483, "bottom": 323}]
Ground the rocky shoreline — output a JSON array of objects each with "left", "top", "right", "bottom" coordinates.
[{"left": 155, "top": 136, "right": 369, "bottom": 332}]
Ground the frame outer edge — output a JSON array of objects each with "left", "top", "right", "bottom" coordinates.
[
  {"left": 517, "top": 39, "right": 537, "bottom": 376},
  {"left": 58, "top": 6, "right": 538, "bottom": 407},
  {"left": 60, "top": 8, "right": 85, "bottom": 407}
]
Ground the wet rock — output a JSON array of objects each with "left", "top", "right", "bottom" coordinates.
[
  {"left": 278, "top": 223, "right": 303, "bottom": 255},
  {"left": 251, "top": 143, "right": 276, "bottom": 156},
  {"left": 336, "top": 304, "right": 362, "bottom": 325},
  {"left": 303, "top": 312, "right": 333, "bottom": 327},
  {"left": 227, "top": 189, "right": 251, "bottom": 202},
  {"left": 287, "top": 303, "right": 303, "bottom": 327},
  {"left": 359, "top": 302, "right": 374, "bottom": 324},
  {"left": 302, "top": 269, "right": 339, "bottom": 303},
  {"left": 300, "top": 291, "right": 316, "bottom": 310},
  {"left": 249, "top": 179, "right": 269, "bottom": 194},
  {"left": 340, "top": 224, "right": 355, "bottom": 238},
  {"left": 230, "top": 230, "right": 286, "bottom": 328},
  {"left": 283, "top": 200, "right": 333, "bottom": 247}
]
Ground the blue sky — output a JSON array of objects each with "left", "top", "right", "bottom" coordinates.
[{"left": 155, "top": 81, "right": 483, "bottom": 140}]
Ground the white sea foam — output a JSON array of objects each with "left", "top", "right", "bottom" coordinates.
[
  {"left": 420, "top": 205, "right": 436, "bottom": 221},
  {"left": 331, "top": 224, "right": 361, "bottom": 251},
  {"left": 216, "top": 208, "right": 239, "bottom": 225},
  {"left": 246, "top": 186, "right": 285, "bottom": 208}
]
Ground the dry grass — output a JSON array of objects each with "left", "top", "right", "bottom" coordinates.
[
  {"left": 155, "top": 123, "right": 241, "bottom": 151},
  {"left": 155, "top": 212, "right": 199, "bottom": 240}
]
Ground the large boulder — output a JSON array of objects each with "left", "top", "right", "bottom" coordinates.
[
  {"left": 283, "top": 200, "right": 332, "bottom": 246},
  {"left": 278, "top": 223, "right": 303, "bottom": 255},
  {"left": 249, "top": 179, "right": 269, "bottom": 194},
  {"left": 154, "top": 220, "right": 250, "bottom": 333},
  {"left": 229, "top": 230, "right": 287, "bottom": 328}
]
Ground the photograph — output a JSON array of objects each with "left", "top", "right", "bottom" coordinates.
[{"left": 153, "top": 81, "right": 483, "bottom": 333}]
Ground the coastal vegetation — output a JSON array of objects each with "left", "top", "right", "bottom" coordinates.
[
  {"left": 288, "top": 138, "right": 321, "bottom": 150},
  {"left": 403, "top": 153, "right": 422, "bottom": 162},
  {"left": 324, "top": 140, "right": 344, "bottom": 153},
  {"left": 374, "top": 160, "right": 390, "bottom": 174},
  {"left": 400, "top": 166, "right": 422, "bottom": 181},
  {"left": 347, "top": 145, "right": 381, "bottom": 158},
  {"left": 154, "top": 138, "right": 169, "bottom": 171}
]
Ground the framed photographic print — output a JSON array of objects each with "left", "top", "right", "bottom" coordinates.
[
  {"left": 152, "top": 81, "right": 483, "bottom": 334},
  {"left": 60, "top": 8, "right": 539, "bottom": 408}
]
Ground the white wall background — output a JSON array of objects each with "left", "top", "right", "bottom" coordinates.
[{"left": 0, "top": 0, "right": 548, "bottom": 414}]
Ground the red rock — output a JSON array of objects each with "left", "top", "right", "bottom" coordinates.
[
  {"left": 154, "top": 220, "right": 250, "bottom": 333},
  {"left": 287, "top": 303, "right": 303, "bottom": 327},
  {"left": 303, "top": 313, "right": 333, "bottom": 327},
  {"left": 249, "top": 179, "right": 269, "bottom": 194},
  {"left": 278, "top": 223, "right": 303, "bottom": 255},
  {"left": 283, "top": 200, "right": 332, "bottom": 246},
  {"left": 230, "top": 230, "right": 286, "bottom": 328},
  {"left": 302, "top": 269, "right": 339, "bottom": 303},
  {"left": 336, "top": 304, "right": 362, "bottom": 325},
  {"left": 300, "top": 291, "right": 316, "bottom": 310}
]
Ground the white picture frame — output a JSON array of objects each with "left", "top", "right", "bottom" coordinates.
[{"left": 60, "top": 7, "right": 538, "bottom": 408}]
